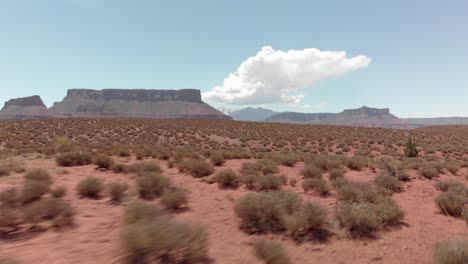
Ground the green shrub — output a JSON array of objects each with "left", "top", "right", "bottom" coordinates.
[
  {"left": 123, "top": 201, "right": 165, "bottom": 225},
  {"left": 214, "top": 169, "right": 239, "bottom": 189},
  {"left": 302, "top": 178, "right": 330, "bottom": 196},
  {"left": 56, "top": 151, "right": 92, "bottom": 167},
  {"left": 137, "top": 173, "right": 170, "bottom": 198},
  {"left": 286, "top": 202, "right": 326, "bottom": 240},
  {"left": 301, "top": 164, "right": 322, "bottom": 179},
  {"left": 51, "top": 186, "right": 66, "bottom": 198},
  {"left": 179, "top": 159, "right": 214, "bottom": 178},
  {"left": 435, "top": 191, "right": 465, "bottom": 217},
  {"left": 121, "top": 216, "right": 208, "bottom": 263},
  {"left": 160, "top": 189, "right": 188, "bottom": 211},
  {"left": 108, "top": 181, "right": 129, "bottom": 203},
  {"left": 433, "top": 238, "right": 468, "bottom": 264},
  {"left": 76, "top": 176, "right": 103, "bottom": 198},
  {"left": 252, "top": 239, "right": 290, "bottom": 264},
  {"left": 93, "top": 154, "right": 114, "bottom": 170},
  {"left": 404, "top": 136, "right": 419, "bottom": 158},
  {"left": 375, "top": 174, "right": 402, "bottom": 193}
]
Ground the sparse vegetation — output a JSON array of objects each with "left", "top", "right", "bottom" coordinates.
[
  {"left": 76, "top": 176, "right": 103, "bottom": 198},
  {"left": 56, "top": 151, "right": 92, "bottom": 167},
  {"left": 93, "top": 154, "right": 114, "bottom": 170},
  {"left": 433, "top": 238, "right": 468, "bottom": 264},
  {"left": 302, "top": 178, "right": 330, "bottom": 196},
  {"left": 108, "top": 181, "right": 129, "bottom": 203},
  {"left": 160, "top": 189, "right": 188, "bottom": 211},
  {"left": 252, "top": 239, "right": 291, "bottom": 264},
  {"left": 214, "top": 169, "right": 239, "bottom": 189},
  {"left": 136, "top": 172, "right": 170, "bottom": 198},
  {"left": 178, "top": 159, "right": 215, "bottom": 177}
]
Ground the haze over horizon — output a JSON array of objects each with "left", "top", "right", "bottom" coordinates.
[{"left": 1, "top": 0, "right": 467, "bottom": 118}]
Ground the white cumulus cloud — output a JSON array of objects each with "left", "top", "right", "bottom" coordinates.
[{"left": 203, "top": 46, "right": 371, "bottom": 105}]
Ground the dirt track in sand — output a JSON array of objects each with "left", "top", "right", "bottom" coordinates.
[{"left": 0, "top": 157, "right": 467, "bottom": 264}]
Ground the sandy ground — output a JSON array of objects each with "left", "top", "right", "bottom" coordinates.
[{"left": 0, "top": 157, "right": 467, "bottom": 264}]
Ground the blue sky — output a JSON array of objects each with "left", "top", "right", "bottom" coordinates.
[{"left": 0, "top": 0, "right": 467, "bottom": 117}]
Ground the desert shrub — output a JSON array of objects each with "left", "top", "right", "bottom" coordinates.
[
  {"left": 0, "top": 207, "right": 21, "bottom": 232},
  {"left": 234, "top": 193, "right": 287, "bottom": 233},
  {"left": 336, "top": 199, "right": 404, "bottom": 237},
  {"left": 289, "top": 177, "right": 297, "bottom": 187},
  {"left": 241, "top": 159, "right": 278, "bottom": 176},
  {"left": 93, "top": 154, "right": 114, "bottom": 170},
  {"left": 179, "top": 159, "right": 214, "bottom": 178},
  {"left": 435, "top": 191, "right": 465, "bottom": 217},
  {"left": 463, "top": 210, "right": 468, "bottom": 225},
  {"left": 210, "top": 152, "right": 225, "bottom": 166},
  {"left": 375, "top": 174, "right": 402, "bottom": 193},
  {"left": 214, "top": 169, "right": 239, "bottom": 189},
  {"left": 329, "top": 168, "right": 344, "bottom": 181},
  {"left": 51, "top": 186, "right": 66, "bottom": 198},
  {"left": 108, "top": 181, "right": 129, "bottom": 203},
  {"left": 0, "top": 188, "right": 20, "bottom": 207},
  {"left": 404, "top": 136, "right": 419, "bottom": 158},
  {"left": 346, "top": 156, "right": 367, "bottom": 171},
  {"left": 137, "top": 172, "right": 170, "bottom": 198},
  {"left": 302, "top": 178, "right": 330, "bottom": 196},
  {"left": 121, "top": 216, "right": 208, "bottom": 263},
  {"left": 23, "top": 197, "right": 75, "bottom": 228},
  {"left": 269, "top": 191, "right": 302, "bottom": 215},
  {"left": 418, "top": 164, "right": 439, "bottom": 179},
  {"left": 301, "top": 164, "right": 322, "bottom": 179},
  {"left": 433, "top": 238, "right": 468, "bottom": 264},
  {"left": 336, "top": 181, "right": 382, "bottom": 204},
  {"left": 24, "top": 169, "right": 52, "bottom": 184},
  {"left": 435, "top": 180, "right": 466, "bottom": 193},
  {"left": 128, "top": 162, "right": 162, "bottom": 176},
  {"left": 255, "top": 174, "right": 283, "bottom": 191},
  {"left": 160, "top": 189, "right": 188, "bottom": 211},
  {"left": 311, "top": 154, "right": 343, "bottom": 171},
  {"left": 242, "top": 174, "right": 257, "bottom": 190},
  {"left": 118, "top": 148, "right": 131, "bottom": 157},
  {"left": 111, "top": 163, "right": 128, "bottom": 173},
  {"left": 445, "top": 161, "right": 461, "bottom": 175},
  {"left": 382, "top": 159, "right": 410, "bottom": 181},
  {"left": 21, "top": 178, "right": 51, "bottom": 203},
  {"left": 123, "top": 201, "right": 165, "bottom": 225},
  {"left": 252, "top": 239, "right": 290, "bottom": 264},
  {"left": 0, "top": 258, "right": 21, "bottom": 264},
  {"left": 331, "top": 177, "right": 350, "bottom": 189},
  {"left": 273, "top": 153, "right": 299, "bottom": 167},
  {"left": 286, "top": 202, "right": 326, "bottom": 239},
  {"left": 56, "top": 151, "right": 92, "bottom": 167},
  {"left": 76, "top": 176, "right": 103, "bottom": 198}
]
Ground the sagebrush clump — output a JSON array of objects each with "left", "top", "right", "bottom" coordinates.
[
  {"left": 252, "top": 239, "right": 291, "bottom": 264},
  {"left": 433, "top": 238, "right": 468, "bottom": 264},
  {"left": 76, "top": 176, "right": 103, "bottom": 198}
]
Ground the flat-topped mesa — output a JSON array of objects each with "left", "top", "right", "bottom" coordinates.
[
  {"left": 341, "top": 106, "right": 391, "bottom": 117},
  {"left": 0, "top": 95, "right": 50, "bottom": 119},
  {"left": 65, "top": 89, "right": 203, "bottom": 103},
  {"left": 2, "top": 95, "right": 46, "bottom": 110},
  {"left": 50, "top": 88, "right": 230, "bottom": 119}
]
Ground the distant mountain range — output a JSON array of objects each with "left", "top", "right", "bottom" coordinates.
[
  {"left": 0, "top": 89, "right": 230, "bottom": 120},
  {"left": 220, "top": 106, "right": 468, "bottom": 129}
]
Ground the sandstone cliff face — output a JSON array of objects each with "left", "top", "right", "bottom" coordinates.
[
  {"left": 0, "top": 96, "right": 50, "bottom": 120},
  {"left": 49, "top": 89, "right": 229, "bottom": 119}
]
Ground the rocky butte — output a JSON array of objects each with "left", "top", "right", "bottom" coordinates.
[
  {"left": 0, "top": 95, "right": 51, "bottom": 120},
  {"left": 47, "top": 88, "right": 230, "bottom": 119}
]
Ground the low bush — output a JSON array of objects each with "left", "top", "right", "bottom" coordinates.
[
  {"left": 214, "top": 169, "right": 239, "bottom": 189},
  {"left": 445, "top": 161, "right": 461, "bottom": 175},
  {"left": 435, "top": 180, "right": 466, "bottom": 193},
  {"left": 336, "top": 181, "right": 383, "bottom": 204},
  {"left": 374, "top": 174, "right": 402, "bottom": 193},
  {"left": 329, "top": 168, "right": 344, "bottom": 181},
  {"left": 160, "top": 189, "right": 188, "bottom": 211},
  {"left": 179, "top": 159, "right": 214, "bottom": 178},
  {"left": 419, "top": 164, "right": 439, "bottom": 179},
  {"left": 255, "top": 174, "right": 283, "bottom": 191},
  {"left": 111, "top": 163, "right": 128, "bottom": 173},
  {"left": 435, "top": 191, "right": 465, "bottom": 217},
  {"left": 252, "top": 239, "right": 291, "bottom": 264},
  {"left": 76, "top": 176, "right": 103, "bottom": 198},
  {"left": 382, "top": 160, "right": 410, "bottom": 181},
  {"left": 210, "top": 152, "right": 226, "bottom": 166},
  {"left": 56, "top": 151, "right": 92, "bottom": 167},
  {"left": 302, "top": 178, "right": 330, "bottom": 196},
  {"left": 137, "top": 173, "right": 170, "bottom": 198},
  {"left": 463, "top": 209, "right": 468, "bottom": 225},
  {"left": 346, "top": 156, "right": 367, "bottom": 171},
  {"left": 24, "top": 169, "right": 52, "bottom": 184},
  {"left": 93, "top": 154, "right": 114, "bottom": 170},
  {"left": 273, "top": 153, "right": 299, "bottom": 167},
  {"left": 241, "top": 159, "right": 278, "bottom": 176},
  {"left": 121, "top": 216, "right": 208, "bottom": 263},
  {"left": 51, "top": 186, "right": 66, "bottom": 198},
  {"left": 286, "top": 202, "right": 326, "bottom": 240},
  {"left": 108, "top": 181, "right": 129, "bottom": 203},
  {"left": 128, "top": 162, "right": 162, "bottom": 176},
  {"left": 0, "top": 188, "right": 20, "bottom": 207},
  {"left": 433, "top": 238, "right": 468, "bottom": 264},
  {"left": 23, "top": 197, "right": 75, "bottom": 228},
  {"left": 21, "top": 178, "right": 51, "bottom": 203},
  {"left": 0, "top": 207, "right": 21, "bottom": 232},
  {"left": 301, "top": 164, "right": 322, "bottom": 179},
  {"left": 289, "top": 177, "right": 297, "bottom": 187},
  {"left": 123, "top": 201, "right": 165, "bottom": 225}
]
